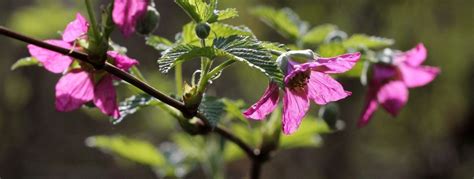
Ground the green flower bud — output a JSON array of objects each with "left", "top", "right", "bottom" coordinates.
[
  {"left": 136, "top": 5, "right": 161, "bottom": 35},
  {"left": 195, "top": 23, "right": 211, "bottom": 39}
]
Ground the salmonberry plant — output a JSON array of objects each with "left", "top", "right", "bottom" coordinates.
[{"left": 1, "top": 0, "right": 439, "bottom": 178}]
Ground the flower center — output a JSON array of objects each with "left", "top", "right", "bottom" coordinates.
[{"left": 287, "top": 71, "right": 310, "bottom": 92}]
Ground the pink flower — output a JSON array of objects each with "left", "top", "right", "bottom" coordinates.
[
  {"left": 358, "top": 44, "right": 440, "bottom": 126},
  {"left": 27, "top": 13, "right": 139, "bottom": 118},
  {"left": 244, "top": 52, "right": 361, "bottom": 135},
  {"left": 112, "top": 0, "right": 148, "bottom": 37}
]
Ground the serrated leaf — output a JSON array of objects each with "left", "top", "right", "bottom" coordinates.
[
  {"left": 216, "top": 8, "right": 238, "bottom": 21},
  {"left": 280, "top": 117, "right": 331, "bottom": 149},
  {"left": 181, "top": 22, "right": 255, "bottom": 45},
  {"left": 199, "top": 95, "right": 225, "bottom": 128},
  {"left": 11, "top": 57, "right": 41, "bottom": 70},
  {"left": 262, "top": 41, "right": 289, "bottom": 53},
  {"left": 86, "top": 135, "right": 166, "bottom": 167},
  {"left": 343, "top": 34, "right": 394, "bottom": 49},
  {"left": 302, "top": 24, "right": 337, "bottom": 45},
  {"left": 251, "top": 6, "right": 307, "bottom": 40},
  {"left": 317, "top": 43, "right": 347, "bottom": 57},
  {"left": 113, "top": 94, "right": 158, "bottom": 124},
  {"left": 159, "top": 35, "right": 284, "bottom": 86},
  {"left": 175, "top": 0, "right": 211, "bottom": 22},
  {"left": 146, "top": 35, "right": 174, "bottom": 51}
]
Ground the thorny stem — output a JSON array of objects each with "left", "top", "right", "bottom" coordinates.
[
  {"left": 197, "top": 39, "right": 211, "bottom": 93},
  {"left": 0, "top": 26, "right": 272, "bottom": 179},
  {"left": 175, "top": 62, "right": 183, "bottom": 96}
]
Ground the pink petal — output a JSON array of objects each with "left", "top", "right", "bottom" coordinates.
[
  {"left": 307, "top": 71, "right": 351, "bottom": 105},
  {"left": 398, "top": 63, "right": 440, "bottom": 88},
  {"left": 112, "top": 0, "right": 148, "bottom": 37},
  {"left": 358, "top": 83, "right": 380, "bottom": 127},
  {"left": 62, "top": 13, "right": 89, "bottom": 43},
  {"left": 373, "top": 64, "right": 397, "bottom": 82},
  {"left": 313, "top": 52, "right": 361, "bottom": 73},
  {"left": 395, "top": 43, "right": 427, "bottom": 66},
  {"left": 282, "top": 88, "right": 310, "bottom": 135},
  {"left": 107, "top": 51, "right": 139, "bottom": 71},
  {"left": 93, "top": 75, "right": 120, "bottom": 118},
  {"left": 243, "top": 82, "right": 280, "bottom": 120},
  {"left": 376, "top": 81, "right": 409, "bottom": 116},
  {"left": 55, "top": 70, "right": 94, "bottom": 112},
  {"left": 27, "top": 40, "right": 74, "bottom": 73}
]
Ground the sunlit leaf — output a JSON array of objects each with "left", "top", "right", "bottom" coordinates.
[
  {"left": 146, "top": 35, "right": 174, "bottom": 51},
  {"left": 251, "top": 6, "right": 307, "bottom": 40},
  {"left": 159, "top": 35, "right": 284, "bottom": 87},
  {"left": 113, "top": 94, "right": 158, "bottom": 124},
  {"left": 216, "top": 8, "right": 238, "bottom": 21},
  {"left": 343, "top": 34, "right": 394, "bottom": 49},
  {"left": 86, "top": 135, "right": 166, "bottom": 167},
  {"left": 317, "top": 43, "right": 347, "bottom": 57},
  {"left": 302, "top": 24, "right": 337, "bottom": 45},
  {"left": 11, "top": 57, "right": 41, "bottom": 70},
  {"left": 175, "top": 0, "right": 212, "bottom": 22},
  {"left": 181, "top": 22, "right": 255, "bottom": 45}
]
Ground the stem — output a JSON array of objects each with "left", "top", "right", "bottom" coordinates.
[
  {"left": 206, "top": 60, "right": 235, "bottom": 81},
  {"left": 85, "top": 0, "right": 100, "bottom": 41},
  {"left": 175, "top": 62, "right": 183, "bottom": 96},
  {"left": 197, "top": 39, "right": 210, "bottom": 93},
  {"left": 250, "top": 160, "right": 263, "bottom": 179}
]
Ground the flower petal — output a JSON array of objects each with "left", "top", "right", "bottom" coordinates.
[
  {"left": 395, "top": 43, "right": 427, "bottom": 66},
  {"left": 307, "top": 71, "right": 351, "bottom": 105},
  {"left": 27, "top": 40, "right": 73, "bottom": 73},
  {"left": 282, "top": 88, "right": 310, "bottom": 135},
  {"left": 313, "top": 52, "right": 361, "bottom": 73},
  {"left": 243, "top": 82, "right": 280, "bottom": 120},
  {"left": 376, "top": 81, "right": 409, "bottom": 116},
  {"left": 55, "top": 70, "right": 94, "bottom": 112},
  {"left": 112, "top": 0, "right": 148, "bottom": 37},
  {"left": 107, "top": 51, "right": 139, "bottom": 71},
  {"left": 62, "top": 13, "right": 89, "bottom": 43},
  {"left": 93, "top": 75, "right": 120, "bottom": 118},
  {"left": 373, "top": 64, "right": 397, "bottom": 82},
  {"left": 358, "top": 84, "right": 379, "bottom": 127},
  {"left": 399, "top": 63, "right": 440, "bottom": 88}
]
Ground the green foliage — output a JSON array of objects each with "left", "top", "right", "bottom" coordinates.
[
  {"left": 86, "top": 135, "right": 167, "bottom": 167},
  {"left": 342, "top": 34, "right": 394, "bottom": 49},
  {"left": 175, "top": 0, "right": 238, "bottom": 23},
  {"left": 199, "top": 95, "right": 225, "bottom": 128},
  {"left": 146, "top": 35, "right": 174, "bottom": 51},
  {"left": 302, "top": 24, "right": 338, "bottom": 45},
  {"left": 279, "top": 117, "right": 331, "bottom": 149},
  {"left": 317, "top": 43, "right": 347, "bottom": 57},
  {"left": 159, "top": 35, "right": 284, "bottom": 87},
  {"left": 181, "top": 22, "right": 255, "bottom": 45},
  {"left": 113, "top": 94, "right": 158, "bottom": 124},
  {"left": 222, "top": 99, "right": 249, "bottom": 125},
  {"left": 10, "top": 57, "right": 41, "bottom": 70},
  {"left": 251, "top": 6, "right": 307, "bottom": 40}
]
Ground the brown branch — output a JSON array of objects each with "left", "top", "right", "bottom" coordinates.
[{"left": 0, "top": 25, "right": 259, "bottom": 161}]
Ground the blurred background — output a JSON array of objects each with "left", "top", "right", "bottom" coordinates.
[{"left": 0, "top": 0, "right": 473, "bottom": 178}]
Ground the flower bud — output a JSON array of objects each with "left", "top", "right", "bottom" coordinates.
[
  {"left": 276, "top": 49, "right": 315, "bottom": 74},
  {"left": 195, "top": 23, "right": 211, "bottom": 39},
  {"left": 318, "top": 103, "right": 345, "bottom": 131},
  {"left": 136, "top": 5, "right": 160, "bottom": 35}
]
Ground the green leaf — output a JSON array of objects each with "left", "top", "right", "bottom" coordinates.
[
  {"left": 10, "top": 57, "right": 41, "bottom": 70},
  {"left": 251, "top": 6, "right": 307, "bottom": 40},
  {"left": 175, "top": 0, "right": 211, "bottom": 22},
  {"left": 86, "top": 135, "right": 167, "bottom": 167},
  {"left": 342, "top": 34, "right": 394, "bottom": 49},
  {"left": 302, "top": 24, "right": 337, "bottom": 45},
  {"left": 262, "top": 41, "right": 289, "bottom": 53},
  {"left": 199, "top": 95, "right": 225, "bottom": 128},
  {"left": 180, "top": 22, "right": 255, "bottom": 45},
  {"left": 222, "top": 99, "right": 248, "bottom": 125},
  {"left": 280, "top": 117, "right": 331, "bottom": 149},
  {"left": 113, "top": 94, "right": 158, "bottom": 124},
  {"left": 159, "top": 35, "right": 284, "bottom": 87},
  {"left": 216, "top": 8, "right": 238, "bottom": 21},
  {"left": 317, "top": 43, "right": 347, "bottom": 57},
  {"left": 146, "top": 35, "right": 174, "bottom": 51}
]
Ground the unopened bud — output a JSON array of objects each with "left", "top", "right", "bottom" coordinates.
[
  {"left": 195, "top": 23, "right": 211, "bottom": 39},
  {"left": 136, "top": 5, "right": 160, "bottom": 35}
]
